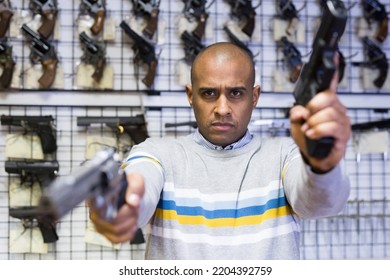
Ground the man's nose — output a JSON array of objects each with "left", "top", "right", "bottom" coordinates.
[{"left": 214, "top": 95, "right": 232, "bottom": 116}]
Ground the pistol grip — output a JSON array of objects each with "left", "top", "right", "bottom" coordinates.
[
  {"left": 374, "top": 68, "right": 387, "bottom": 88},
  {"left": 306, "top": 136, "right": 334, "bottom": 159},
  {"left": 125, "top": 127, "right": 148, "bottom": 144},
  {"left": 91, "top": 10, "right": 106, "bottom": 35},
  {"left": 0, "top": 10, "right": 13, "bottom": 38},
  {"left": 38, "top": 126, "right": 57, "bottom": 154},
  {"left": 192, "top": 13, "right": 208, "bottom": 40},
  {"left": 376, "top": 18, "right": 388, "bottom": 43},
  {"left": 143, "top": 8, "right": 159, "bottom": 38},
  {"left": 0, "top": 59, "right": 15, "bottom": 89},
  {"left": 39, "top": 222, "right": 59, "bottom": 243},
  {"left": 91, "top": 58, "right": 106, "bottom": 82},
  {"left": 39, "top": 59, "right": 58, "bottom": 89},
  {"left": 38, "top": 11, "right": 57, "bottom": 39},
  {"left": 241, "top": 12, "right": 255, "bottom": 37},
  {"left": 142, "top": 59, "right": 157, "bottom": 88}
]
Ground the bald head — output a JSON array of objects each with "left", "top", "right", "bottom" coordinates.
[{"left": 190, "top": 42, "right": 256, "bottom": 86}]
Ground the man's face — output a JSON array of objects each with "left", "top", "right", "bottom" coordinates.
[{"left": 186, "top": 50, "right": 260, "bottom": 147}]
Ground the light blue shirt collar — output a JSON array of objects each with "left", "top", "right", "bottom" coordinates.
[{"left": 193, "top": 129, "right": 253, "bottom": 150}]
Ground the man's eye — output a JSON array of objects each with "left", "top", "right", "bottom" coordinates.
[
  {"left": 202, "top": 90, "right": 216, "bottom": 97},
  {"left": 230, "top": 90, "right": 242, "bottom": 97}
]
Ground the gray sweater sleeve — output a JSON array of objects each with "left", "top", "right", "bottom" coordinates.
[
  {"left": 282, "top": 145, "right": 351, "bottom": 219},
  {"left": 122, "top": 139, "right": 165, "bottom": 227}
]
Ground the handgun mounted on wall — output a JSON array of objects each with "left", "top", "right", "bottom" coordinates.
[
  {"left": 1, "top": 114, "right": 57, "bottom": 154},
  {"left": 21, "top": 24, "right": 58, "bottom": 89},
  {"left": 79, "top": 31, "right": 106, "bottom": 82},
  {"left": 362, "top": 0, "right": 388, "bottom": 43},
  {"left": 7, "top": 159, "right": 60, "bottom": 243},
  {"left": 29, "top": 0, "right": 58, "bottom": 39},
  {"left": 182, "top": 0, "right": 214, "bottom": 40},
  {"left": 352, "top": 36, "right": 388, "bottom": 89},
  {"left": 181, "top": 30, "right": 205, "bottom": 64},
  {"left": 0, "top": 40, "right": 15, "bottom": 89},
  {"left": 293, "top": 0, "right": 347, "bottom": 158},
  {"left": 5, "top": 159, "right": 59, "bottom": 189},
  {"left": 279, "top": 36, "right": 303, "bottom": 83},
  {"left": 225, "top": 0, "right": 257, "bottom": 38},
  {"left": 131, "top": 0, "right": 161, "bottom": 38},
  {"left": 276, "top": 0, "right": 301, "bottom": 36},
  {"left": 80, "top": 0, "right": 106, "bottom": 35},
  {"left": 120, "top": 20, "right": 158, "bottom": 88},
  {"left": 77, "top": 114, "right": 149, "bottom": 144}
]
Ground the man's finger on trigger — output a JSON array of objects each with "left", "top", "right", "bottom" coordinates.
[{"left": 125, "top": 173, "right": 145, "bottom": 207}]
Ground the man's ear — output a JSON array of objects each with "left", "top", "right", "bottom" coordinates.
[
  {"left": 185, "top": 84, "right": 193, "bottom": 106},
  {"left": 252, "top": 85, "right": 261, "bottom": 108}
]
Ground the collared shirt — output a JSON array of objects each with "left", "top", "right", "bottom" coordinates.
[{"left": 193, "top": 128, "right": 253, "bottom": 150}]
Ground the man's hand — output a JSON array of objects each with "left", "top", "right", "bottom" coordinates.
[
  {"left": 89, "top": 173, "right": 145, "bottom": 243},
  {"left": 289, "top": 70, "right": 351, "bottom": 173}
]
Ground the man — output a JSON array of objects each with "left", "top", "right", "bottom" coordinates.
[{"left": 90, "top": 42, "right": 351, "bottom": 259}]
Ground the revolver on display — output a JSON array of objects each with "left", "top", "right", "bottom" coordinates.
[
  {"left": 80, "top": 0, "right": 106, "bottom": 35},
  {"left": 276, "top": 0, "right": 301, "bottom": 36},
  {"left": 361, "top": 0, "right": 388, "bottom": 43},
  {"left": 21, "top": 24, "right": 58, "bottom": 89},
  {"left": 182, "top": 0, "right": 214, "bottom": 40},
  {"left": 225, "top": 0, "right": 257, "bottom": 38},
  {"left": 29, "top": 0, "right": 58, "bottom": 39},
  {"left": 79, "top": 31, "right": 107, "bottom": 82},
  {"left": 180, "top": 30, "right": 205, "bottom": 64},
  {"left": 120, "top": 20, "right": 158, "bottom": 88},
  {"left": 279, "top": 36, "right": 303, "bottom": 83},
  {"left": 131, "top": 0, "right": 161, "bottom": 38},
  {"left": 352, "top": 36, "right": 388, "bottom": 89}
]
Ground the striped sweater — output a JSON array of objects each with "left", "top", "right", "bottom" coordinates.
[{"left": 123, "top": 133, "right": 350, "bottom": 259}]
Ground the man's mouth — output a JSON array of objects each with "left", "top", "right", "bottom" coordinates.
[{"left": 211, "top": 122, "right": 234, "bottom": 131}]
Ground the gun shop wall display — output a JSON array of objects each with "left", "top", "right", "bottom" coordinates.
[
  {"left": 0, "top": 0, "right": 388, "bottom": 95},
  {"left": 0, "top": 0, "right": 389, "bottom": 260}
]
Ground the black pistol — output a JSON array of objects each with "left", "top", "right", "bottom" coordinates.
[
  {"left": 76, "top": 114, "right": 149, "bottom": 144},
  {"left": 1, "top": 114, "right": 57, "bottom": 154},
  {"left": 293, "top": 0, "right": 347, "bottom": 158}
]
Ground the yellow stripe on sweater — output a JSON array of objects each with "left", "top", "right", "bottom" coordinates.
[{"left": 155, "top": 206, "right": 291, "bottom": 227}]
